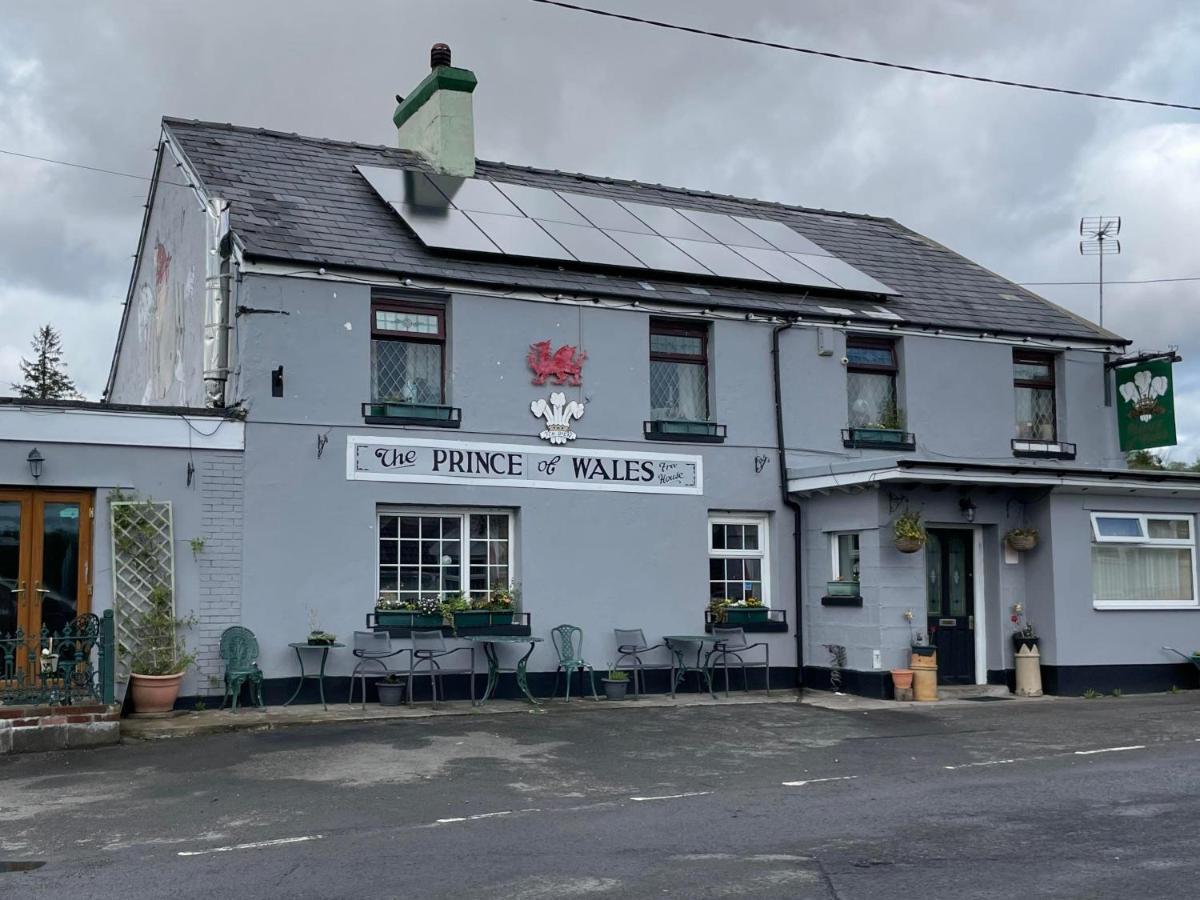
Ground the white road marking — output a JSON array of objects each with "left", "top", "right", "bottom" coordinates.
[
  {"left": 629, "top": 791, "right": 712, "bottom": 802},
  {"left": 432, "top": 808, "right": 541, "bottom": 825},
  {"left": 1074, "top": 745, "right": 1146, "bottom": 755},
  {"left": 781, "top": 776, "right": 858, "bottom": 787},
  {"left": 944, "top": 758, "right": 1023, "bottom": 770},
  {"left": 177, "top": 835, "right": 322, "bottom": 857}
]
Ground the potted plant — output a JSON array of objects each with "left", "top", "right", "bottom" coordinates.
[
  {"left": 601, "top": 668, "right": 629, "bottom": 701},
  {"left": 306, "top": 609, "right": 337, "bottom": 646},
  {"left": 376, "top": 673, "right": 406, "bottom": 707},
  {"left": 707, "top": 597, "right": 730, "bottom": 624},
  {"left": 906, "top": 609, "right": 935, "bottom": 657},
  {"left": 893, "top": 509, "right": 926, "bottom": 553},
  {"left": 1011, "top": 603, "right": 1039, "bottom": 652},
  {"left": 376, "top": 595, "right": 446, "bottom": 629},
  {"left": 454, "top": 583, "right": 519, "bottom": 629},
  {"left": 826, "top": 577, "right": 860, "bottom": 597},
  {"left": 1005, "top": 527, "right": 1039, "bottom": 552},
  {"left": 723, "top": 596, "right": 769, "bottom": 624},
  {"left": 890, "top": 667, "right": 914, "bottom": 693},
  {"left": 851, "top": 402, "right": 907, "bottom": 444},
  {"left": 127, "top": 584, "right": 197, "bottom": 714}
]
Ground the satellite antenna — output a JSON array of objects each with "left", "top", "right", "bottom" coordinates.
[{"left": 1079, "top": 216, "right": 1121, "bottom": 328}]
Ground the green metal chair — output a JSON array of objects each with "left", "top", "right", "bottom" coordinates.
[
  {"left": 550, "top": 624, "right": 600, "bottom": 702},
  {"left": 219, "top": 626, "right": 265, "bottom": 711}
]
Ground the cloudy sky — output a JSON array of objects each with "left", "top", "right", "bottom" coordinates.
[{"left": 2, "top": 1, "right": 1198, "bottom": 455}]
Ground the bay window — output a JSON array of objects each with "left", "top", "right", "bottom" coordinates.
[{"left": 1090, "top": 512, "right": 1196, "bottom": 609}]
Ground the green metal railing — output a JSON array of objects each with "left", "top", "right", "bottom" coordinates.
[{"left": 0, "top": 611, "right": 115, "bottom": 707}]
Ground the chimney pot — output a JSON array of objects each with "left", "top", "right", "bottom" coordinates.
[{"left": 431, "top": 43, "right": 452, "bottom": 69}]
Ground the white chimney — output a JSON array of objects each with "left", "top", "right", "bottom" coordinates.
[{"left": 394, "top": 43, "right": 477, "bottom": 177}]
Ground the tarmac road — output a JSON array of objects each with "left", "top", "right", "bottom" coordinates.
[{"left": 3, "top": 692, "right": 1200, "bottom": 898}]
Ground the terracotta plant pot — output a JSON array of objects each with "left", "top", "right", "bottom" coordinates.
[
  {"left": 894, "top": 536, "right": 925, "bottom": 553},
  {"left": 1006, "top": 533, "right": 1038, "bottom": 552},
  {"left": 890, "top": 668, "right": 914, "bottom": 690},
  {"left": 129, "top": 672, "right": 185, "bottom": 714}
]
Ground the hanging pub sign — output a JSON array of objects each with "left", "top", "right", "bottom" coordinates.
[
  {"left": 347, "top": 436, "right": 702, "bottom": 495},
  {"left": 1115, "top": 358, "right": 1177, "bottom": 451}
]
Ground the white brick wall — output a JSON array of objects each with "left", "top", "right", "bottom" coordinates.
[{"left": 195, "top": 453, "right": 244, "bottom": 687}]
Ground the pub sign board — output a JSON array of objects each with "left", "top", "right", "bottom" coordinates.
[
  {"left": 347, "top": 436, "right": 703, "bottom": 495},
  {"left": 1115, "top": 359, "right": 1177, "bottom": 452}
]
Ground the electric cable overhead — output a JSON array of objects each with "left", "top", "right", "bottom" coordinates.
[
  {"left": 0, "top": 147, "right": 189, "bottom": 187},
  {"left": 530, "top": 0, "right": 1200, "bottom": 112}
]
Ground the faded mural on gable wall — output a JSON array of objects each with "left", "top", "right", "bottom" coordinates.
[{"left": 109, "top": 175, "right": 207, "bottom": 408}]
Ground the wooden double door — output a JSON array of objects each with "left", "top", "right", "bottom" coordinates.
[{"left": 0, "top": 490, "right": 93, "bottom": 642}]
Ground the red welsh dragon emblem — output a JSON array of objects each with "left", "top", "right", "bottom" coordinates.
[{"left": 527, "top": 341, "right": 587, "bottom": 386}]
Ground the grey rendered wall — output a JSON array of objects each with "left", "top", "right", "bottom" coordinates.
[
  {"left": 233, "top": 274, "right": 792, "bottom": 679},
  {"left": 108, "top": 165, "right": 208, "bottom": 407},
  {"left": 1047, "top": 491, "right": 1200, "bottom": 666},
  {"left": 0, "top": 438, "right": 242, "bottom": 698}
]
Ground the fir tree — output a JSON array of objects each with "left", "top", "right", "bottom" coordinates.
[{"left": 11, "top": 324, "right": 79, "bottom": 400}]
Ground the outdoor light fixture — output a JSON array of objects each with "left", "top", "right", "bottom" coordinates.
[
  {"left": 959, "top": 496, "right": 977, "bottom": 523},
  {"left": 27, "top": 447, "right": 44, "bottom": 480}
]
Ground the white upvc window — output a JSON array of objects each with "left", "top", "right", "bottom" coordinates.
[
  {"left": 377, "top": 508, "right": 514, "bottom": 605},
  {"left": 709, "top": 514, "right": 770, "bottom": 605},
  {"left": 831, "top": 532, "right": 861, "bottom": 583},
  {"left": 1090, "top": 512, "right": 1197, "bottom": 609}
]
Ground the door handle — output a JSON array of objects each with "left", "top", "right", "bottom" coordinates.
[{"left": 35, "top": 584, "right": 50, "bottom": 595}]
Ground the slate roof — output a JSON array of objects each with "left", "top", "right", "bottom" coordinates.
[{"left": 163, "top": 117, "right": 1125, "bottom": 345}]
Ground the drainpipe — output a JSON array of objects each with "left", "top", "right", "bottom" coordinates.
[{"left": 772, "top": 317, "right": 805, "bottom": 688}]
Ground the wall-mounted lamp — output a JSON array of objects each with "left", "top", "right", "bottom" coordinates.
[
  {"left": 959, "top": 496, "right": 976, "bottom": 523},
  {"left": 27, "top": 447, "right": 44, "bottom": 480}
]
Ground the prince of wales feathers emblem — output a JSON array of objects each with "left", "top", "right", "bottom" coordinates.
[
  {"left": 1118, "top": 368, "right": 1169, "bottom": 422},
  {"left": 531, "top": 392, "right": 585, "bottom": 445}
]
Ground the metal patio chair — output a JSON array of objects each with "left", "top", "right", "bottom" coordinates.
[
  {"left": 348, "top": 630, "right": 409, "bottom": 709},
  {"left": 613, "top": 628, "right": 673, "bottom": 699},
  {"left": 219, "top": 626, "right": 265, "bottom": 711},
  {"left": 550, "top": 624, "right": 600, "bottom": 702},
  {"left": 709, "top": 626, "right": 770, "bottom": 697},
  {"left": 409, "top": 630, "right": 474, "bottom": 706},
  {"left": 667, "top": 637, "right": 715, "bottom": 699}
]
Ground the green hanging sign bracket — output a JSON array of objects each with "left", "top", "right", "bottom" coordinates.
[{"left": 1113, "top": 355, "right": 1179, "bottom": 451}]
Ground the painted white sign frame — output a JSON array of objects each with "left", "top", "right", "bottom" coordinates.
[{"left": 346, "top": 435, "right": 703, "bottom": 495}]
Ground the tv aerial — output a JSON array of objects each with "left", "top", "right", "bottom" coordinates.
[{"left": 1079, "top": 216, "right": 1121, "bottom": 328}]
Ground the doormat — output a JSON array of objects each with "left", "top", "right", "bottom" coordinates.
[{"left": 960, "top": 696, "right": 1012, "bottom": 702}]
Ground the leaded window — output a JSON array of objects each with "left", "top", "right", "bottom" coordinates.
[
  {"left": 378, "top": 510, "right": 512, "bottom": 606},
  {"left": 709, "top": 515, "right": 770, "bottom": 604},
  {"left": 1013, "top": 351, "right": 1056, "bottom": 440},
  {"left": 846, "top": 337, "right": 899, "bottom": 428},
  {"left": 650, "top": 320, "right": 709, "bottom": 421},
  {"left": 371, "top": 299, "right": 445, "bottom": 405}
]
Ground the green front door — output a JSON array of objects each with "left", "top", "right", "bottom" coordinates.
[{"left": 926, "top": 529, "right": 975, "bottom": 685}]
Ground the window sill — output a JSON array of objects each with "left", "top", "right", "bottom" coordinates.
[
  {"left": 842, "top": 427, "right": 916, "bottom": 451},
  {"left": 1093, "top": 603, "right": 1199, "bottom": 611},
  {"left": 645, "top": 420, "right": 727, "bottom": 443},
  {"left": 362, "top": 402, "right": 461, "bottom": 428},
  {"left": 821, "top": 595, "right": 864, "bottom": 607},
  {"left": 1012, "top": 438, "right": 1076, "bottom": 460}
]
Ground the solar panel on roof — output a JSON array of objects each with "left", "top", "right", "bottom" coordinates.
[
  {"left": 356, "top": 165, "right": 896, "bottom": 294},
  {"left": 464, "top": 212, "right": 573, "bottom": 260},
  {"left": 538, "top": 220, "right": 645, "bottom": 268},
  {"left": 676, "top": 209, "right": 773, "bottom": 249}
]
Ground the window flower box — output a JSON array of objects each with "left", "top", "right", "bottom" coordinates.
[
  {"left": 376, "top": 611, "right": 445, "bottom": 629},
  {"left": 452, "top": 610, "right": 516, "bottom": 628},
  {"left": 724, "top": 607, "right": 770, "bottom": 624},
  {"left": 826, "top": 580, "right": 860, "bottom": 597},
  {"left": 842, "top": 427, "right": 916, "bottom": 451}
]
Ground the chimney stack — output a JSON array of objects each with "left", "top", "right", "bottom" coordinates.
[{"left": 394, "top": 43, "right": 477, "bottom": 177}]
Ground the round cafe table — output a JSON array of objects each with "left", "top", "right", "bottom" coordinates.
[
  {"left": 460, "top": 636, "right": 543, "bottom": 706},
  {"left": 663, "top": 635, "right": 720, "bottom": 699},
  {"left": 284, "top": 642, "right": 344, "bottom": 710}
]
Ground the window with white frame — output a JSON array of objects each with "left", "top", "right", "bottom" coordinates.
[
  {"left": 1090, "top": 512, "right": 1197, "bottom": 608},
  {"left": 831, "top": 532, "right": 861, "bottom": 583},
  {"left": 709, "top": 515, "right": 770, "bottom": 604},
  {"left": 378, "top": 510, "right": 513, "bottom": 605}
]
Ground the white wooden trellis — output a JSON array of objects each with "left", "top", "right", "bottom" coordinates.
[{"left": 110, "top": 500, "right": 175, "bottom": 682}]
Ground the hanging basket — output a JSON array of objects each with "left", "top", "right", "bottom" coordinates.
[
  {"left": 1006, "top": 532, "right": 1038, "bottom": 552},
  {"left": 894, "top": 536, "right": 925, "bottom": 554}
]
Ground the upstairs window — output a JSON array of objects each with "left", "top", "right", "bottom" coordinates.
[
  {"left": 650, "top": 320, "right": 709, "bottom": 422},
  {"left": 371, "top": 299, "right": 445, "bottom": 406},
  {"left": 846, "top": 337, "right": 899, "bottom": 428},
  {"left": 1013, "top": 351, "right": 1056, "bottom": 440}
]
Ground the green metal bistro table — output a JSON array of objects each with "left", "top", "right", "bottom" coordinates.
[
  {"left": 462, "top": 636, "right": 543, "bottom": 707},
  {"left": 663, "top": 635, "right": 720, "bottom": 699},
  {"left": 285, "top": 642, "right": 344, "bottom": 710}
]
